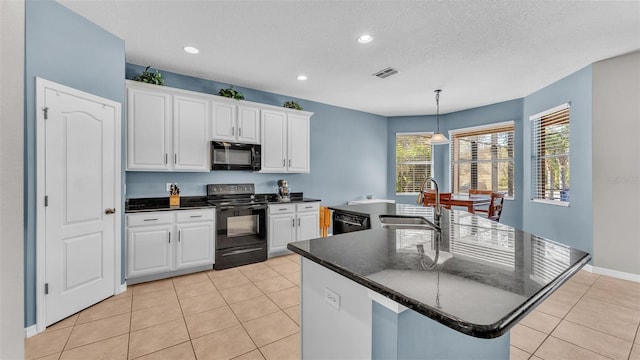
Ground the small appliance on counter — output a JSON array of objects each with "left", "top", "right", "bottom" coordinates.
[{"left": 277, "top": 179, "right": 290, "bottom": 202}]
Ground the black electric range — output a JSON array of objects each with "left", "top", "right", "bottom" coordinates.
[{"left": 207, "top": 184, "right": 268, "bottom": 270}]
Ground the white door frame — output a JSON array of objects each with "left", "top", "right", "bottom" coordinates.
[{"left": 35, "top": 77, "right": 122, "bottom": 333}]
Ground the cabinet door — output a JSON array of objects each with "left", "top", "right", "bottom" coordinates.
[
  {"left": 287, "top": 113, "right": 310, "bottom": 173},
  {"left": 175, "top": 222, "right": 215, "bottom": 269},
  {"left": 261, "top": 110, "right": 287, "bottom": 172},
  {"left": 211, "top": 101, "right": 236, "bottom": 141},
  {"left": 127, "top": 87, "right": 172, "bottom": 170},
  {"left": 269, "top": 213, "right": 295, "bottom": 253},
  {"left": 297, "top": 211, "right": 319, "bottom": 241},
  {"left": 126, "top": 225, "right": 173, "bottom": 278},
  {"left": 173, "top": 95, "right": 210, "bottom": 171},
  {"left": 237, "top": 105, "right": 260, "bottom": 144}
]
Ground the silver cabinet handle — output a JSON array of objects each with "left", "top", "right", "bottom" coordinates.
[
  {"left": 282, "top": 159, "right": 285, "bottom": 167},
  {"left": 190, "top": 215, "right": 203, "bottom": 218},
  {"left": 168, "top": 232, "right": 171, "bottom": 244},
  {"left": 297, "top": 218, "right": 300, "bottom": 226},
  {"left": 232, "top": 126, "right": 235, "bottom": 136},
  {"left": 143, "top": 218, "right": 158, "bottom": 222},
  {"left": 165, "top": 153, "right": 168, "bottom": 164},
  {"left": 178, "top": 230, "right": 181, "bottom": 242},
  {"left": 239, "top": 127, "right": 242, "bottom": 136},
  {"left": 174, "top": 153, "right": 177, "bottom": 164},
  {"left": 288, "top": 159, "right": 291, "bottom": 167},
  {"left": 292, "top": 218, "right": 295, "bottom": 227},
  {"left": 278, "top": 208, "right": 287, "bottom": 211}
]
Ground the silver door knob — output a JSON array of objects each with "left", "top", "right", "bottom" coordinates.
[{"left": 105, "top": 208, "right": 116, "bottom": 215}]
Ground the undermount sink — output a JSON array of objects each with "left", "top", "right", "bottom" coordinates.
[{"left": 379, "top": 215, "right": 440, "bottom": 231}]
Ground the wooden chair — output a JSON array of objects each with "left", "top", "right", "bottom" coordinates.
[
  {"left": 468, "top": 189, "right": 493, "bottom": 195},
  {"left": 422, "top": 191, "right": 452, "bottom": 209},
  {"left": 475, "top": 192, "right": 505, "bottom": 222}
]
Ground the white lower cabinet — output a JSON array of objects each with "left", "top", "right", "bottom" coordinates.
[
  {"left": 126, "top": 209, "right": 215, "bottom": 280},
  {"left": 268, "top": 202, "right": 319, "bottom": 253}
]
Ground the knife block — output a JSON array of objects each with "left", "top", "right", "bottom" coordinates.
[{"left": 169, "top": 194, "right": 180, "bottom": 207}]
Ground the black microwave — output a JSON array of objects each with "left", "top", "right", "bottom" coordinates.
[{"left": 211, "top": 141, "right": 261, "bottom": 171}]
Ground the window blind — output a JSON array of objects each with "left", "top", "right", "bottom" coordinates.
[
  {"left": 530, "top": 104, "right": 570, "bottom": 202},
  {"left": 450, "top": 123, "right": 515, "bottom": 196},
  {"left": 396, "top": 133, "right": 433, "bottom": 193}
]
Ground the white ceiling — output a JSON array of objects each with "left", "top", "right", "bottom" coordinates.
[{"left": 58, "top": 0, "right": 639, "bottom": 117}]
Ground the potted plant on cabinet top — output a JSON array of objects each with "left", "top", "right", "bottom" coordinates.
[
  {"left": 283, "top": 101, "right": 303, "bottom": 110},
  {"left": 132, "top": 66, "right": 164, "bottom": 85},
  {"left": 217, "top": 86, "right": 245, "bottom": 100}
]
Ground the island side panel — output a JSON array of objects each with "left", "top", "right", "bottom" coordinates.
[{"left": 301, "top": 257, "right": 372, "bottom": 359}]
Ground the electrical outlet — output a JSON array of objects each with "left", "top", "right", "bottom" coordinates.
[
  {"left": 166, "top": 183, "right": 172, "bottom": 192},
  {"left": 324, "top": 288, "right": 340, "bottom": 310}
]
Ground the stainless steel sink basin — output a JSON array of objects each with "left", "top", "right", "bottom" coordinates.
[{"left": 378, "top": 215, "right": 440, "bottom": 231}]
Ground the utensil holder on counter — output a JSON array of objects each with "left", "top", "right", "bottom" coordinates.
[{"left": 169, "top": 195, "right": 180, "bottom": 207}]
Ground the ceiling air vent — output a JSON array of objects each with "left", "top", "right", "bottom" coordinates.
[{"left": 372, "top": 67, "right": 399, "bottom": 79}]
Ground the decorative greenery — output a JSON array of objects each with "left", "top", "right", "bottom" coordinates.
[
  {"left": 283, "top": 101, "right": 303, "bottom": 110},
  {"left": 217, "top": 86, "right": 244, "bottom": 100},
  {"left": 132, "top": 66, "right": 164, "bottom": 85}
]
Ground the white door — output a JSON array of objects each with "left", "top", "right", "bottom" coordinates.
[{"left": 38, "top": 79, "right": 120, "bottom": 326}]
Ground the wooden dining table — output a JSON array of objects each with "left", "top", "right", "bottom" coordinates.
[{"left": 446, "top": 194, "right": 491, "bottom": 213}]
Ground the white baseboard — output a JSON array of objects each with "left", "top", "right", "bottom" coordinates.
[
  {"left": 118, "top": 282, "right": 127, "bottom": 295},
  {"left": 587, "top": 265, "right": 640, "bottom": 283},
  {"left": 24, "top": 324, "right": 38, "bottom": 338}
]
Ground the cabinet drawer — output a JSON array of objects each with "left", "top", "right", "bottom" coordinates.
[
  {"left": 269, "top": 204, "right": 296, "bottom": 214},
  {"left": 127, "top": 212, "right": 173, "bottom": 227},
  {"left": 175, "top": 209, "right": 215, "bottom": 223},
  {"left": 296, "top": 202, "right": 319, "bottom": 213}
]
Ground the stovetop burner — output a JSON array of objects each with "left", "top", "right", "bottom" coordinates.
[{"left": 206, "top": 183, "right": 268, "bottom": 207}]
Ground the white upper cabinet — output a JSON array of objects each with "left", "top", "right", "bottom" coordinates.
[
  {"left": 127, "top": 86, "right": 172, "bottom": 170},
  {"left": 126, "top": 81, "right": 311, "bottom": 172},
  {"left": 173, "top": 95, "right": 210, "bottom": 171},
  {"left": 126, "top": 81, "right": 209, "bottom": 172},
  {"left": 287, "top": 112, "right": 310, "bottom": 173},
  {"left": 236, "top": 105, "right": 260, "bottom": 143},
  {"left": 261, "top": 109, "right": 312, "bottom": 173},
  {"left": 211, "top": 99, "right": 260, "bottom": 144}
]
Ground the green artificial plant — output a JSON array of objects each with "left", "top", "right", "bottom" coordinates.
[
  {"left": 283, "top": 101, "right": 303, "bottom": 110},
  {"left": 217, "top": 86, "right": 245, "bottom": 100},
  {"left": 132, "top": 66, "right": 164, "bottom": 85}
]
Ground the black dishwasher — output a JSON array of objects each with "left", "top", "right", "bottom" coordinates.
[{"left": 333, "top": 211, "right": 371, "bottom": 234}]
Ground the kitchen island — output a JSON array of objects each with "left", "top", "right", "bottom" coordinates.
[{"left": 287, "top": 203, "right": 590, "bottom": 359}]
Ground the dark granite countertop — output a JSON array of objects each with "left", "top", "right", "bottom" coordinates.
[
  {"left": 125, "top": 195, "right": 321, "bottom": 213},
  {"left": 287, "top": 203, "right": 590, "bottom": 339}
]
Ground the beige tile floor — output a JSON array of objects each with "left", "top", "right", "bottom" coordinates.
[{"left": 25, "top": 255, "right": 640, "bottom": 360}]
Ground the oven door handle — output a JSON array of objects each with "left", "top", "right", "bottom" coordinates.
[
  {"left": 221, "top": 247, "right": 264, "bottom": 257},
  {"left": 218, "top": 204, "right": 266, "bottom": 211}
]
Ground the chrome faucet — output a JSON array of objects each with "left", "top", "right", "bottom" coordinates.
[{"left": 417, "top": 177, "right": 442, "bottom": 221}]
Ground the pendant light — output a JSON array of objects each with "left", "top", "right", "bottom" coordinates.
[{"left": 431, "top": 89, "right": 449, "bottom": 145}]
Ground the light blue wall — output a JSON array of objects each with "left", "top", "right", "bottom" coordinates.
[
  {"left": 387, "top": 99, "right": 524, "bottom": 228},
  {"left": 24, "top": 0, "right": 125, "bottom": 327},
  {"left": 522, "top": 66, "right": 593, "bottom": 254},
  {"left": 125, "top": 64, "right": 389, "bottom": 206}
]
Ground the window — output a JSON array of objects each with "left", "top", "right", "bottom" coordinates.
[
  {"left": 450, "top": 122, "right": 515, "bottom": 197},
  {"left": 530, "top": 103, "right": 570, "bottom": 204},
  {"left": 395, "top": 133, "right": 433, "bottom": 194}
]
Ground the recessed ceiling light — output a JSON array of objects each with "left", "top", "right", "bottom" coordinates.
[
  {"left": 183, "top": 46, "right": 199, "bottom": 54},
  {"left": 357, "top": 34, "right": 373, "bottom": 44},
  {"left": 297, "top": 75, "right": 308, "bottom": 81}
]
